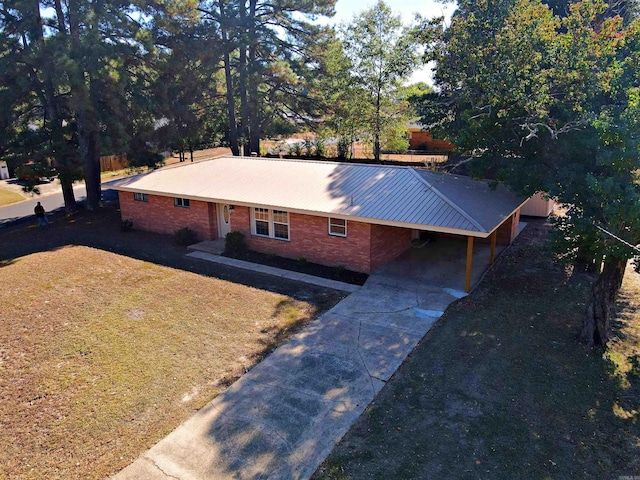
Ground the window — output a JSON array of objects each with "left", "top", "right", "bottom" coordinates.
[
  {"left": 174, "top": 197, "right": 190, "bottom": 208},
  {"left": 134, "top": 192, "right": 148, "bottom": 202},
  {"left": 254, "top": 207, "right": 270, "bottom": 236},
  {"left": 252, "top": 208, "right": 289, "bottom": 240},
  {"left": 273, "top": 210, "right": 289, "bottom": 240},
  {"left": 329, "top": 218, "right": 347, "bottom": 237}
]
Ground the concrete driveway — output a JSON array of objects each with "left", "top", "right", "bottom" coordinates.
[{"left": 114, "top": 238, "right": 503, "bottom": 480}]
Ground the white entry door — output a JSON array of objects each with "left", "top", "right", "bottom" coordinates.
[{"left": 217, "top": 204, "right": 232, "bottom": 238}]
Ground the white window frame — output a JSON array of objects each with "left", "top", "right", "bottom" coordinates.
[
  {"left": 254, "top": 207, "right": 270, "bottom": 237},
  {"left": 251, "top": 207, "right": 289, "bottom": 241},
  {"left": 328, "top": 217, "right": 347, "bottom": 237},
  {"left": 134, "top": 192, "right": 148, "bottom": 202},
  {"left": 174, "top": 197, "right": 190, "bottom": 208}
]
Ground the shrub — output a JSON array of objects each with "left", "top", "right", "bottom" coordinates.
[
  {"left": 303, "top": 137, "right": 314, "bottom": 157},
  {"left": 314, "top": 137, "right": 326, "bottom": 158},
  {"left": 121, "top": 218, "right": 134, "bottom": 232},
  {"left": 289, "top": 142, "right": 303, "bottom": 157},
  {"left": 337, "top": 137, "right": 351, "bottom": 160},
  {"left": 225, "top": 231, "right": 247, "bottom": 257},
  {"left": 174, "top": 227, "right": 198, "bottom": 246}
]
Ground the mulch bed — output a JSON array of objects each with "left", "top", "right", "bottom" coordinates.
[{"left": 224, "top": 249, "right": 369, "bottom": 286}]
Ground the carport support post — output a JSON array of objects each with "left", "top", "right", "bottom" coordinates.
[
  {"left": 465, "top": 236, "right": 474, "bottom": 293},
  {"left": 490, "top": 230, "right": 497, "bottom": 265}
]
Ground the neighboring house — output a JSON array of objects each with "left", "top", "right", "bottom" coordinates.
[
  {"left": 0, "top": 161, "right": 9, "bottom": 180},
  {"left": 407, "top": 124, "right": 455, "bottom": 152},
  {"left": 108, "top": 156, "right": 526, "bottom": 291}
]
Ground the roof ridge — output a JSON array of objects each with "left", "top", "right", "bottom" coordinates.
[
  {"left": 409, "top": 169, "right": 486, "bottom": 232},
  {"left": 224, "top": 155, "right": 414, "bottom": 170}
]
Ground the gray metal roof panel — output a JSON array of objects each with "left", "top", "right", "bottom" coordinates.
[{"left": 107, "top": 157, "right": 523, "bottom": 235}]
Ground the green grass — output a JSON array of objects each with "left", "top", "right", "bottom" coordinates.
[
  {"left": 314, "top": 226, "right": 640, "bottom": 479},
  {"left": 0, "top": 187, "right": 24, "bottom": 206}
]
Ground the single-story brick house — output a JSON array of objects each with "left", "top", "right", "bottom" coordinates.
[{"left": 107, "top": 156, "right": 526, "bottom": 291}]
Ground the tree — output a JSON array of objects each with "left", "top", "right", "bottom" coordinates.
[
  {"left": 152, "top": 13, "right": 226, "bottom": 162},
  {"left": 420, "top": 0, "right": 640, "bottom": 347},
  {"left": 0, "top": 0, "right": 84, "bottom": 211},
  {"left": 200, "top": 0, "right": 337, "bottom": 155},
  {"left": 340, "top": 1, "right": 421, "bottom": 162}
]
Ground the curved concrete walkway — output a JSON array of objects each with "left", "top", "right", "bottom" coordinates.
[{"left": 114, "top": 239, "right": 502, "bottom": 480}]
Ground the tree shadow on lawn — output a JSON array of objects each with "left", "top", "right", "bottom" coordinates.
[{"left": 0, "top": 205, "right": 346, "bottom": 311}]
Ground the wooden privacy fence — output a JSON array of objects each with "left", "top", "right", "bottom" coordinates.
[{"left": 100, "top": 154, "right": 128, "bottom": 172}]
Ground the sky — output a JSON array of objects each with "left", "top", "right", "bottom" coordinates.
[
  {"left": 323, "top": 0, "right": 457, "bottom": 84},
  {"left": 330, "top": 0, "right": 455, "bottom": 24}
]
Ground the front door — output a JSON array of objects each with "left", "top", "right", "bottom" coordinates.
[{"left": 217, "top": 204, "right": 232, "bottom": 238}]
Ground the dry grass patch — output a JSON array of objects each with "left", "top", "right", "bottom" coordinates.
[
  {"left": 0, "top": 187, "right": 25, "bottom": 207},
  {"left": 0, "top": 245, "right": 320, "bottom": 479}
]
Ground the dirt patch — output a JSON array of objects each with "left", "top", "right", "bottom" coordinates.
[
  {"left": 0, "top": 206, "right": 345, "bottom": 479},
  {"left": 314, "top": 218, "right": 640, "bottom": 479}
]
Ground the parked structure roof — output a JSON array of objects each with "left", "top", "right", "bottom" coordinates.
[{"left": 107, "top": 156, "right": 525, "bottom": 237}]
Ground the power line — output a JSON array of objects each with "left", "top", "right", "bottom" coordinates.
[{"left": 595, "top": 225, "right": 640, "bottom": 254}]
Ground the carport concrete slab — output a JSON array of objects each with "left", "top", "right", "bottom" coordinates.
[{"left": 372, "top": 236, "right": 507, "bottom": 291}]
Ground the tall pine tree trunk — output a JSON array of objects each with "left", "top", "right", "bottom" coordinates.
[
  {"left": 30, "top": 0, "right": 77, "bottom": 212},
  {"left": 374, "top": 84, "right": 382, "bottom": 163},
  {"left": 219, "top": 0, "right": 240, "bottom": 156},
  {"left": 581, "top": 256, "right": 627, "bottom": 347},
  {"left": 69, "top": 0, "right": 101, "bottom": 210},
  {"left": 238, "top": 3, "right": 250, "bottom": 153},
  {"left": 60, "top": 175, "right": 77, "bottom": 211},
  {"left": 77, "top": 109, "right": 101, "bottom": 210},
  {"left": 248, "top": 0, "right": 260, "bottom": 155}
]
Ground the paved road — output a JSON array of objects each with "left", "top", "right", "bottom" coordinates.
[{"left": 0, "top": 184, "right": 87, "bottom": 226}]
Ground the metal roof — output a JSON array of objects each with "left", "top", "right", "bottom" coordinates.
[{"left": 107, "top": 156, "right": 525, "bottom": 237}]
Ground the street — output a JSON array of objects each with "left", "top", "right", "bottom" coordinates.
[{"left": 0, "top": 183, "right": 87, "bottom": 226}]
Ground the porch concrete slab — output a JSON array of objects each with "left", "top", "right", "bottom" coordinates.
[{"left": 188, "top": 239, "right": 226, "bottom": 255}]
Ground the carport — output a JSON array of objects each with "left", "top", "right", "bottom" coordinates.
[{"left": 376, "top": 226, "right": 523, "bottom": 294}]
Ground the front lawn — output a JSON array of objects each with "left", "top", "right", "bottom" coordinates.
[
  {"left": 0, "top": 209, "right": 343, "bottom": 479},
  {"left": 0, "top": 187, "right": 25, "bottom": 207},
  {"left": 314, "top": 220, "right": 640, "bottom": 479}
]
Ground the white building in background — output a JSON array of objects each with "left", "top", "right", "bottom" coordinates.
[{"left": 0, "top": 161, "right": 9, "bottom": 180}]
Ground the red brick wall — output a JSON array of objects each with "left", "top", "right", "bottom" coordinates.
[
  {"left": 119, "top": 192, "right": 214, "bottom": 241},
  {"left": 496, "top": 209, "right": 521, "bottom": 245},
  {"left": 370, "top": 224, "right": 412, "bottom": 271},
  {"left": 230, "top": 206, "right": 374, "bottom": 273}
]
